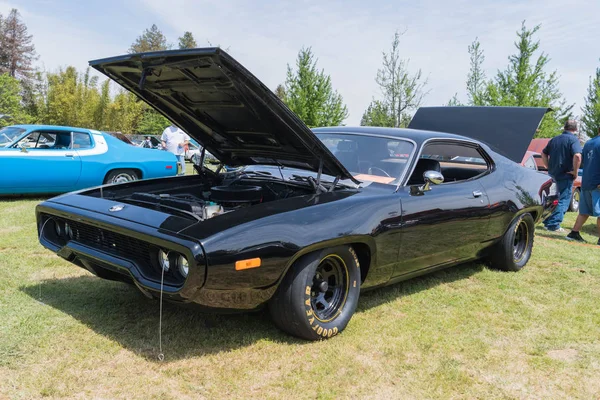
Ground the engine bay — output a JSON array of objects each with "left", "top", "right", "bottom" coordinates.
[
  {"left": 121, "top": 183, "right": 271, "bottom": 220},
  {"left": 90, "top": 172, "right": 320, "bottom": 221}
]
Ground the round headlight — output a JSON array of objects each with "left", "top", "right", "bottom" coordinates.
[
  {"left": 158, "top": 250, "right": 170, "bottom": 272},
  {"left": 64, "top": 223, "right": 73, "bottom": 239},
  {"left": 178, "top": 255, "right": 189, "bottom": 277},
  {"left": 54, "top": 221, "right": 62, "bottom": 237}
]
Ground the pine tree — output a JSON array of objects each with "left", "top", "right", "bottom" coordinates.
[
  {"left": 466, "top": 38, "right": 486, "bottom": 105},
  {"left": 361, "top": 31, "right": 428, "bottom": 128},
  {"left": 446, "top": 93, "right": 463, "bottom": 106},
  {"left": 484, "top": 22, "right": 573, "bottom": 138},
  {"left": 178, "top": 31, "right": 197, "bottom": 49},
  {"left": 283, "top": 47, "right": 348, "bottom": 127},
  {"left": 0, "top": 73, "right": 29, "bottom": 126},
  {"left": 274, "top": 84, "right": 286, "bottom": 101},
  {"left": 0, "top": 9, "right": 37, "bottom": 79},
  {"left": 360, "top": 100, "right": 395, "bottom": 126},
  {"left": 128, "top": 24, "right": 171, "bottom": 132},
  {"left": 581, "top": 62, "right": 600, "bottom": 139},
  {"left": 129, "top": 24, "right": 170, "bottom": 53}
]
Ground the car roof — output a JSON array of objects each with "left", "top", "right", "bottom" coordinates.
[
  {"left": 11, "top": 124, "right": 101, "bottom": 133},
  {"left": 312, "top": 126, "right": 477, "bottom": 144}
]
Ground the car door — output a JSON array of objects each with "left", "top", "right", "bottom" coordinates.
[
  {"left": 5, "top": 130, "right": 82, "bottom": 190},
  {"left": 393, "top": 140, "right": 492, "bottom": 278}
]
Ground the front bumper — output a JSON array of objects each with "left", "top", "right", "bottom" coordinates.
[
  {"left": 37, "top": 202, "right": 206, "bottom": 301},
  {"left": 36, "top": 202, "right": 279, "bottom": 311}
]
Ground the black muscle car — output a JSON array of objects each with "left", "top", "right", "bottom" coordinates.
[{"left": 36, "top": 48, "right": 558, "bottom": 340}]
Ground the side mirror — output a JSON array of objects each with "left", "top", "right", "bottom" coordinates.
[
  {"left": 19, "top": 143, "right": 28, "bottom": 153},
  {"left": 421, "top": 170, "right": 444, "bottom": 192}
]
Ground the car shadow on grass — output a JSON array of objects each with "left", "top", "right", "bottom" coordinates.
[
  {"left": 21, "top": 276, "right": 301, "bottom": 362},
  {"left": 357, "top": 262, "right": 485, "bottom": 312},
  {"left": 21, "top": 262, "right": 484, "bottom": 361}
]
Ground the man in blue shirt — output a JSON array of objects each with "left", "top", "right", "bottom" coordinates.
[
  {"left": 541, "top": 120, "right": 583, "bottom": 232},
  {"left": 567, "top": 127, "right": 600, "bottom": 244}
]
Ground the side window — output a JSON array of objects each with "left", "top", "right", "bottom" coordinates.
[
  {"left": 16, "top": 131, "right": 41, "bottom": 148},
  {"left": 408, "top": 141, "right": 491, "bottom": 185},
  {"left": 72, "top": 132, "right": 92, "bottom": 149},
  {"left": 523, "top": 156, "right": 536, "bottom": 170},
  {"left": 17, "top": 131, "right": 73, "bottom": 149}
]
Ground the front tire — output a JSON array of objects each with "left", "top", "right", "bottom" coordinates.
[
  {"left": 103, "top": 169, "right": 140, "bottom": 184},
  {"left": 269, "top": 246, "right": 361, "bottom": 340},
  {"left": 569, "top": 188, "right": 580, "bottom": 212},
  {"left": 488, "top": 213, "right": 534, "bottom": 272}
]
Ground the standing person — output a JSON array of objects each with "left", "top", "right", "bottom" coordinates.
[
  {"left": 566, "top": 127, "right": 600, "bottom": 244},
  {"left": 161, "top": 124, "right": 190, "bottom": 176},
  {"left": 541, "top": 120, "right": 583, "bottom": 232}
]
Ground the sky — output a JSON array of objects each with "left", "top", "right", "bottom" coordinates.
[{"left": 2, "top": 0, "right": 599, "bottom": 125}]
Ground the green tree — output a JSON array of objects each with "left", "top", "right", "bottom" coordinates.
[
  {"left": 0, "top": 9, "right": 37, "bottom": 79},
  {"left": 93, "top": 79, "right": 111, "bottom": 130},
  {"left": 483, "top": 22, "right": 573, "bottom": 138},
  {"left": 466, "top": 38, "right": 486, "bottom": 105},
  {"left": 178, "top": 31, "right": 197, "bottom": 49},
  {"left": 274, "top": 84, "right": 286, "bottom": 101},
  {"left": 137, "top": 108, "right": 171, "bottom": 134},
  {"left": 0, "top": 73, "right": 29, "bottom": 126},
  {"left": 360, "top": 100, "right": 395, "bottom": 126},
  {"left": 362, "top": 31, "right": 428, "bottom": 128},
  {"left": 282, "top": 47, "right": 348, "bottom": 127},
  {"left": 581, "top": 62, "right": 600, "bottom": 139},
  {"left": 129, "top": 24, "right": 170, "bottom": 53},
  {"left": 446, "top": 93, "right": 463, "bottom": 106},
  {"left": 128, "top": 24, "right": 171, "bottom": 132},
  {"left": 105, "top": 91, "right": 144, "bottom": 133},
  {"left": 43, "top": 66, "right": 100, "bottom": 127}
]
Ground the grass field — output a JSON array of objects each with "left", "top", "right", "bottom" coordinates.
[{"left": 1, "top": 195, "right": 599, "bottom": 399}]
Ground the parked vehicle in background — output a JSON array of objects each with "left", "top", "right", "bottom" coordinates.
[
  {"left": 127, "top": 134, "right": 162, "bottom": 149},
  {"left": 185, "top": 139, "right": 201, "bottom": 160},
  {"left": 105, "top": 131, "right": 135, "bottom": 145},
  {"left": 0, "top": 125, "right": 178, "bottom": 195},
  {"left": 528, "top": 138, "right": 582, "bottom": 212}
]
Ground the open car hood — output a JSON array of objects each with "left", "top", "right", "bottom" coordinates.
[
  {"left": 408, "top": 106, "right": 551, "bottom": 164},
  {"left": 89, "top": 48, "right": 353, "bottom": 180}
]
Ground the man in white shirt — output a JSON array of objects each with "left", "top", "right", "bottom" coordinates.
[{"left": 161, "top": 125, "right": 190, "bottom": 175}]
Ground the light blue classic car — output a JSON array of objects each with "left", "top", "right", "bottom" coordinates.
[{"left": 0, "top": 125, "right": 179, "bottom": 195}]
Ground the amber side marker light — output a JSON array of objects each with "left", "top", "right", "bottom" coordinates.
[{"left": 235, "top": 258, "right": 261, "bottom": 270}]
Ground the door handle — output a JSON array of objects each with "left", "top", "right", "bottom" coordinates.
[
  {"left": 472, "top": 190, "right": 483, "bottom": 198},
  {"left": 65, "top": 153, "right": 74, "bottom": 157}
]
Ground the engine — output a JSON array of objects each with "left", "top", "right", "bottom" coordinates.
[{"left": 125, "top": 184, "right": 264, "bottom": 220}]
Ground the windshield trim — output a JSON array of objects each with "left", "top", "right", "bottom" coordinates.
[{"left": 313, "top": 131, "right": 417, "bottom": 190}]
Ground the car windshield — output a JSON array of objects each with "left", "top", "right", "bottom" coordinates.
[
  {"left": 315, "top": 133, "right": 414, "bottom": 185},
  {"left": 0, "top": 127, "right": 26, "bottom": 145}
]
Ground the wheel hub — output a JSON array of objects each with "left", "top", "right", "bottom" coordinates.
[
  {"left": 315, "top": 280, "right": 328, "bottom": 293},
  {"left": 309, "top": 255, "right": 349, "bottom": 322}
]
